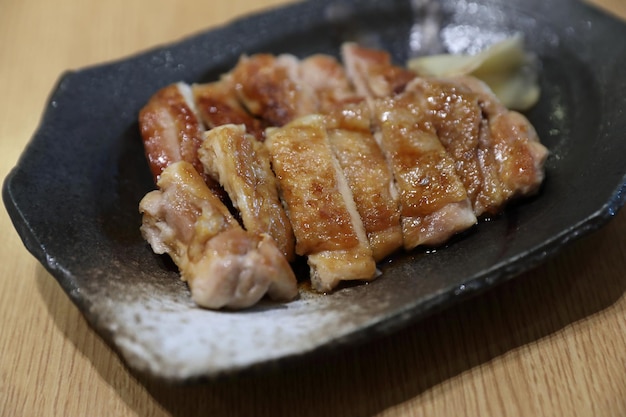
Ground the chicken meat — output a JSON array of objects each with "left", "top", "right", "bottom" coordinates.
[
  {"left": 139, "top": 83, "right": 207, "bottom": 181},
  {"left": 325, "top": 100, "right": 403, "bottom": 261},
  {"left": 453, "top": 75, "right": 548, "bottom": 201},
  {"left": 402, "top": 78, "right": 506, "bottom": 216},
  {"left": 230, "top": 54, "right": 318, "bottom": 126},
  {"left": 192, "top": 75, "right": 267, "bottom": 141},
  {"left": 341, "top": 42, "right": 416, "bottom": 101},
  {"left": 265, "top": 114, "right": 377, "bottom": 292},
  {"left": 137, "top": 42, "right": 548, "bottom": 309},
  {"left": 139, "top": 161, "right": 298, "bottom": 309},
  {"left": 198, "top": 124, "right": 295, "bottom": 261},
  {"left": 372, "top": 87, "right": 478, "bottom": 249}
]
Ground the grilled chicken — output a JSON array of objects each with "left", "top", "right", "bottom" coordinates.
[
  {"left": 230, "top": 53, "right": 358, "bottom": 127},
  {"left": 192, "top": 75, "right": 267, "bottom": 140},
  {"left": 231, "top": 54, "right": 318, "bottom": 126},
  {"left": 138, "top": 43, "right": 547, "bottom": 309},
  {"left": 341, "top": 42, "right": 416, "bottom": 101},
  {"left": 341, "top": 44, "right": 547, "bottom": 215},
  {"left": 453, "top": 75, "right": 548, "bottom": 200},
  {"left": 139, "top": 161, "right": 298, "bottom": 309},
  {"left": 325, "top": 101, "right": 403, "bottom": 261},
  {"left": 265, "top": 115, "right": 377, "bottom": 292},
  {"left": 403, "top": 78, "right": 507, "bottom": 216},
  {"left": 198, "top": 124, "right": 295, "bottom": 261},
  {"left": 298, "top": 54, "right": 358, "bottom": 113},
  {"left": 372, "top": 88, "right": 477, "bottom": 249},
  {"left": 139, "top": 82, "right": 208, "bottom": 181}
]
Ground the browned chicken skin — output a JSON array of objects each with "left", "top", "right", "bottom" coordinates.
[
  {"left": 403, "top": 78, "right": 506, "bottom": 216},
  {"left": 192, "top": 76, "right": 267, "bottom": 141},
  {"left": 198, "top": 124, "right": 295, "bottom": 261},
  {"left": 451, "top": 75, "right": 548, "bottom": 202},
  {"left": 325, "top": 101, "right": 403, "bottom": 261},
  {"left": 298, "top": 54, "right": 358, "bottom": 113},
  {"left": 265, "top": 115, "right": 377, "bottom": 292},
  {"left": 139, "top": 83, "right": 207, "bottom": 181},
  {"left": 231, "top": 54, "right": 318, "bottom": 126},
  {"left": 341, "top": 42, "right": 416, "bottom": 100},
  {"left": 372, "top": 88, "right": 477, "bottom": 249},
  {"left": 137, "top": 43, "right": 547, "bottom": 309}
]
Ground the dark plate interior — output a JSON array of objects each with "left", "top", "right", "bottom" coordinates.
[{"left": 4, "top": 0, "right": 626, "bottom": 382}]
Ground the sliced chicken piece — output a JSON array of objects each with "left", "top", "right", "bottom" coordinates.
[
  {"left": 192, "top": 75, "right": 267, "bottom": 141},
  {"left": 139, "top": 161, "right": 298, "bottom": 309},
  {"left": 341, "top": 42, "right": 416, "bottom": 101},
  {"left": 298, "top": 54, "right": 359, "bottom": 113},
  {"left": 198, "top": 124, "right": 296, "bottom": 261},
  {"left": 265, "top": 115, "right": 377, "bottom": 292},
  {"left": 325, "top": 101, "right": 403, "bottom": 261},
  {"left": 474, "top": 114, "right": 510, "bottom": 215},
  {"left": 453, "top": 76, "right": 548, "bottom": 200},
  {"left": 490, "top": 110, "right": 548, "bottom": 197},
  {"left": 231, "top": 54, "right": 318, "bottom": 126},
  {"left": 372, "top": 89, "right": 477, "bottom": 249},
  {"left": 404, "top": 78, "right": 507, "bottom": 216},
  {"left": 138, "top": 82, "right": 209, "bottom": 182}
]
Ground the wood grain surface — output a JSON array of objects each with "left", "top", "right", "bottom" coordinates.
[{"left": 1, "top": 0, "right": 625, "bottom": 416}]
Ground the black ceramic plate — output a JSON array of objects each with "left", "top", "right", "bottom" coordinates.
[{"left": 4, "top": 0, "right": 626, "bottom": 382}]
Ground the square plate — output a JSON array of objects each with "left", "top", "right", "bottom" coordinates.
[{"left": 4, "top": 0, "right": 626, "bottom": 382}]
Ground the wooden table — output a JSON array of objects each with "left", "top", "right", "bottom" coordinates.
[{"left": 2, "top": 0, "right": 625, "bottom": 415}]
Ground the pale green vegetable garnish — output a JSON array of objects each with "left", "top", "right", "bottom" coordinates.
[{"left": 407, "top": 35, "right": 540, "bottom": 111}]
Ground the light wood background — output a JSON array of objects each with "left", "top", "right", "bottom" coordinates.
[{"left": 2, "top": 0, "right": 626, "bottom": 416}]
